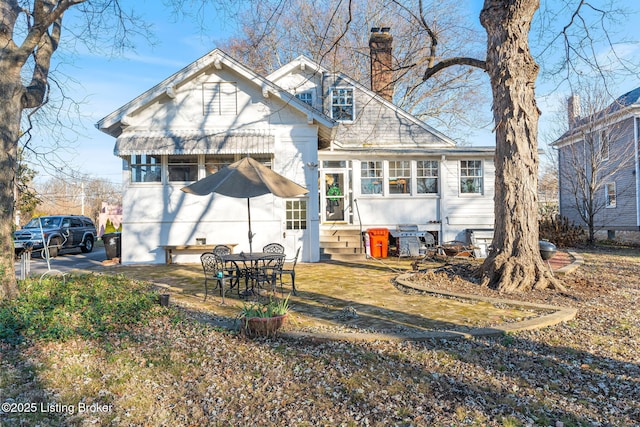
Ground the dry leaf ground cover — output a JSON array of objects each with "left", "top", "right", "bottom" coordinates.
[{"left": 1, "top": 247, "right": 639, "bottom": 426}]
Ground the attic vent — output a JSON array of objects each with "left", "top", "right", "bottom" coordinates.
[{"left": 203, "top": 82, "right": 237, "bottom": 115}]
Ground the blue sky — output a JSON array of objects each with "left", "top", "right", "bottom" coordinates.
[{"left": 31, "top": 1, "right": 639, "bottom": 184}]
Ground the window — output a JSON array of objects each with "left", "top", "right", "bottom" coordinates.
[
  {"left": 417, "top": 160, "right": 438, "bottom": 194},
  {"left": 606, "top": 182, "right": 616, "bottom": 208},
  {"left": 286, "top": 199, "right": 307, "bottom": 230},
  {"left": 203, "top": 82, "right": 237, "bottom": 115},
  {"left": 460, "top": 160, "right": 483, "bottom": 194},
  {"left": 389, "top": 161, "right": 411, "bottom": 194},
  {"left": 361, "top": 161, "right": 383, "bottom": 194},
  {"left": 295, "top": 91, "right": 313, "bottom": 106},
  {"left": 130, "top": 155, "right": 162, "bottom": 183},
  {"left": 168, "top": 155, "right": 198, "bottom": 182},
  {"left": 600, "top": 130, "right": 609, "bottom": 161},
  {"left": 205, "top": 155, "right": 234, "bottom": 175},
  {"left": 331, "top": 88, "right": 354, "bottom": 121}
]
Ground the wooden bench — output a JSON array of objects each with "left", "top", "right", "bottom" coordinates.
[{"left": 161, "top": 244, "right": 238, "bottom": 265}]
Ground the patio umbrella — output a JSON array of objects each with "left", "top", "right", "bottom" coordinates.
[{"left": 181, "top": 156, "right": 308, "bottom": 252}]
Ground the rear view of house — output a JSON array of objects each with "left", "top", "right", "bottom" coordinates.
[{"left": 96, "top": 28, "right": 496, "bottom": 264}]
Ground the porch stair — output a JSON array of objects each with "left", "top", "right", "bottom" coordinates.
[{"left": 319, "top": 228, "right": 366, "bottom": 261}]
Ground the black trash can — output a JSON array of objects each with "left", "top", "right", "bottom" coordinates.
[{"left": 103, "top": 232, "right": 122, "bottom": 260}]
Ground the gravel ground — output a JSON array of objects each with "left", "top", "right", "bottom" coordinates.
[{"left": 3, "top": 247, "right": 639, "bottom": 426}]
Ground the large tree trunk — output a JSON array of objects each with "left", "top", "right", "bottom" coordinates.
[
  {"left": 479, "top": 0, "right": 563, "bottom": 292},
  {"left": 0, "top": 66, "right": 22, "bottom": 300}
]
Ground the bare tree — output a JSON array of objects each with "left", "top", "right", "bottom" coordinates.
[
  {"left": 0, "top": 0, "right": 150, "bottom": 299},
  {"left": 556, "top": 88, "right": 637, "bottom": 244},
  {"left": 35, "top": 174, "right": 121, "bottom": 223},
  {"left": 218, "top": 0, "right": 490, "bottom": 141},
  {"left": 416, "top": 0, "right": 635, "bottom": 292}
]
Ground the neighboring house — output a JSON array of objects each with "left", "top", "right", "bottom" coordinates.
[
  {"left": 97, "top": 203, "right": 123, "bottom": 237},
  {"left": 553, "top": 89, "right": 640, "bottom": 239},
  {"left": 96, "top": 28, "right": 496, "bottom": 264}
]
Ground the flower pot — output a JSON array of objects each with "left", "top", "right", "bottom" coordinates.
[{"left": 241, "top": 314, "right": 287, "bottom": 337}]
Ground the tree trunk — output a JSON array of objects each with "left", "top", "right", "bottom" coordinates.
[
  {"left": 479, "top": 0, "right": 563, "bottom": 292},
  {"left": 0, "top": 64, "right": 22, "bottom": 300}
]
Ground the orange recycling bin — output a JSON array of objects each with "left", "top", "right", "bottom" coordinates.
[{"left": 368, "top": 228, "right": 389, "bottom": 258}]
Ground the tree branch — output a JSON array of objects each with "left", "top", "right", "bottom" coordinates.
[{"left": 423, "top": 57, "right": 486, "bottom": 81}]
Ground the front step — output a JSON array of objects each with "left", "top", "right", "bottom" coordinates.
[{"left": 320, "top": 227, "right": 365, "bottom": 261}]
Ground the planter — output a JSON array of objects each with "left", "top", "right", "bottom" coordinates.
[{"left": 241, "top": 314, "right": 287, "bottom": 337}]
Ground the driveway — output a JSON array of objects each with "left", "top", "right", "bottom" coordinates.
[{"left": 14, "top": 242, "right": 108, "bottom": 277}]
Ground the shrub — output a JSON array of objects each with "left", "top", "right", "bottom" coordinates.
[
  {"left": 539, "top": 215, "right": 585, "bottom": 248},
  {"left": 0, "top": 274, "right": 160, "bottom": 343}
]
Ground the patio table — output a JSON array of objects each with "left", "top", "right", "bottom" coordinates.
[{"left": 221, "top": 252, "right": 282, "bottom": 295}]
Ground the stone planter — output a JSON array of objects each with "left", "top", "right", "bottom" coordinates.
[{"left": 241, "top": 314, "right": 287, "bottom": 337}]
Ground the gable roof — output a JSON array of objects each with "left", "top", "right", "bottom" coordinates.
[
  {"left": 553, "top": 86, "right": 640, "bottom": 146},
  {"left": 268, "top": 56, "right": 457, "bottom": 147},
  {"left": 96, "top": 49, "right": 336, "bottom": 138}
]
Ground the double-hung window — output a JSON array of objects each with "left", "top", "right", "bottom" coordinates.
[
  {"left": 331, "top": 88, "right": 354, "bottom": 121},
  {"left": 361, "top": 161, "right": 383, "bottom": 194},
  {"left": 417, "top": 160, "right": 438, "bottom": 194},
  {"left": 600, "top": 130, "right": 610, "bottom": 161},
  {"left": 130, "top": 155, "right": 162, "bottom": 183},
  {"left": 389, "top": 161, "right": 411, "bottom": 194},
  {"left": 605, "top": 182, "right": 616, "bottom": 208},
  {"left": 460, "top": 160, "right": 483, "bottom": 194}
]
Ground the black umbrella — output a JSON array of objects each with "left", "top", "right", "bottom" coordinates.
[{"left": 181, "top": 156, "right": 308, "bottom": 252}]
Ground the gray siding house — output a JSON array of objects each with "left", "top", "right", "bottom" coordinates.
[{"left": 553, "top": 88, "right": 640, "bottom": 237}]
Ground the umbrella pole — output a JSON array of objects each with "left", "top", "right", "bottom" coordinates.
[{"left": 247, "top": 198, "right": 253, "bottom": 253}]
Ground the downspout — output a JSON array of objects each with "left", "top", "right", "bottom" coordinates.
[
  {"left": 635, "top": 117, "right": 640, "bottom": 228},
  {"left": 439, "top": 155, "right": 446, "bottom": 243}
]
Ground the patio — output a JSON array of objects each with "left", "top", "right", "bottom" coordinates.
[{"left": 106, "top": 254, "right": 578, "bottom": 339}]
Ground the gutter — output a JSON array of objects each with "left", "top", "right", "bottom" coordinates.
[{"left": 635, "top": 117, "right": 640, "bottom": 227}]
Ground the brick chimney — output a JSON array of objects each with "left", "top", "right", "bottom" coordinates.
[
  {"left": 567, "top": 95, "right": 581, "bottom": 129},
  {"left": 369, "top": 27, "right": 394, "bottom": 102}
]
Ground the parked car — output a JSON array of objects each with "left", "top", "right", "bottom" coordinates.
[{"left": 14, "top": 215, "right": 97, "bottom": 257}]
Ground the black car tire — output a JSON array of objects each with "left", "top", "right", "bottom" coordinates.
[
  {"left": 81, "top": 236, "right": 94, "bottom": 253},
  {"left": 48, "top": 237, "right": 61, "bottom": 258}
]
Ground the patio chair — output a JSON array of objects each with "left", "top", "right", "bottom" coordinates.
[
  {"left": 254, "top": 253, "right": 285, "bottom": 294},
  {"left": 213, "top": 244, "right": 237, "bottom": 275},
  {"left": 200, "top": 252, "right": 238, "bottom": 303},
  {"left": 277, "top": 247, "right": 300, "bottom": 295},
  {"left": 262, "top": 242, "right": 285, "bottom": 254}
]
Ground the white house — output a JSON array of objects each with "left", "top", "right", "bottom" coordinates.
[{"left": 96, "top": 28, "right": 496, "bottom": 264}]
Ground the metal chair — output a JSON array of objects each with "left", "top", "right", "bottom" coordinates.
[
  {"left": 213, "top": 244, "right": 237, "bottom": 275},
  {"left": 278, "top": 247, "right": 300, "bottom": 295},
  {"left": 254, "top": 253, "right": 285, "bottom": 294},
  {"left": 262, "top": 242, "right": 285, "bottom": 254},
  {"left": 212, "top": 245, "right": 232, "bottom": 256},
  {"left": 200, "top": 252, "right": 238, "bottom": 303}
]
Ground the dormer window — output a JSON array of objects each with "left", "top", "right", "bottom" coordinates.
[
  {"left": 203, "top": 82, "right": 237, "bottom": 115},
  {"left": 331, "top": 88, "right": 354, "bottom": 121},
  {"left": 295, "top": 91, "right": 313, "bottom": 106}
]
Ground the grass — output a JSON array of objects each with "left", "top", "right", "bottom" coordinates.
[{"left": 1, "top": 247, "right": 638, "bottom": 425}]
